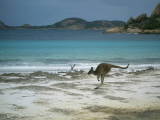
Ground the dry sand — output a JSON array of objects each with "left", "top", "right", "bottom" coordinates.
[{"left": 0, "top": 69, "right": 160, "bottom": 120}]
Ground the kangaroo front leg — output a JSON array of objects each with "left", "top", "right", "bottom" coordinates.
[
  {"left": 94, "top": 75, "right": 104, "bottom": 89},
  {"left": 97, "top": 75, "right": 100, "bottom": 81}
]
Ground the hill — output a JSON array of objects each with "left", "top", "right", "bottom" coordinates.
[
  {"left": 0, "top": 18, "right": 125, "bottom": 30},
  {"left": 0, "top": 20, "right": 8, "bottom": 29},
  {"left": 51, "top": 18, "right": 125, "bottom": 30},
  {"left": 106, "top": 3, "right": 160, "bottom": 34}
]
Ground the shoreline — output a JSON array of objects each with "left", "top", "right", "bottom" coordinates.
[
  {"left": 105, "top": 27, "right": 160, "bottom": 34},
  {"left": 0, "top": 63, "right": 160, "bottom": 73},
  {"left": 1, "top": 27, "right": 160, "bottom": 34}
]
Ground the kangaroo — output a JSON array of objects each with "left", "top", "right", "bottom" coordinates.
[{"left": 88, "top": 63, "right": 129, "bottom": 89}]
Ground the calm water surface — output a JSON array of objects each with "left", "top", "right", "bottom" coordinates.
[{"left": 0, "top": 29, "right": 160, "bottom": 72}]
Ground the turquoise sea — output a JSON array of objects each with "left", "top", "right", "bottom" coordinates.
[{"left": 0, "top": 29, "right": 160, "bottom": 73}]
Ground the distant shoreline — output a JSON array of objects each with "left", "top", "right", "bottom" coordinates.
[
  {"left": 0, "top": 18, "right": 125, "bottom": 31},
  {"left": 105, "top": 27, "right": 160, "bottom": 34}
]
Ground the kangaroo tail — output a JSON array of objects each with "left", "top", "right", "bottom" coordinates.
[{"left": 111, "top": 64, "right": 129, "bottom": 69}]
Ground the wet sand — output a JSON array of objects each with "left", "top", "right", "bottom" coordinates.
[{"left": 0, "top": 69, "right": 160, "bottom": 120}]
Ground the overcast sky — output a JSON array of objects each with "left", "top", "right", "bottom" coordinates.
[{"left": 0, "top": 0, "right": 159, "bottom": 26}]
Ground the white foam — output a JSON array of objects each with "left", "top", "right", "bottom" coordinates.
[
  {"left": 0, "top": 63, "right": 160, "bottom": 74},
  {"left": 126, "top": 64, "right": 160, "bottom": 72}
]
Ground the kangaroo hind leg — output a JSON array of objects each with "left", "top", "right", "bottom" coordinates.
[{"left": 101, "top": 74, "right": 105, "bottom": 84}]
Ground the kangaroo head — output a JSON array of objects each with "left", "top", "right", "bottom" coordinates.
[{"left": 88, "top": 67, "right": 94, "bottom": 75}]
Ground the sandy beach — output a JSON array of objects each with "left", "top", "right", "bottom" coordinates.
[
  {"left": 1, "top": 1, "right": 160, "bottom": 119},
  {"left": 0, "top": 67, "right": 160, "bottom": 120}
]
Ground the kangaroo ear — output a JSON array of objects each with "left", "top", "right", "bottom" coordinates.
[{"left": 91, "top": 67, "right": 93, "bottom": 70}]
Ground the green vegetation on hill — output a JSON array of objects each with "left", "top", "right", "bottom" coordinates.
[
  {"left": 53, "top": 18, "right": 87, "bottom": 28},
  {"left": 52, "top": 18, "right": 125, "bottom": 30},
  {"left": 0, "top": 20, "right": 8, "bottom": 29},
  {"left": 126, "top": 3, "right": 160, "bottom": 30},
  {"left": 85, "top": 20, "right": 125, "bottom": 29}
]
